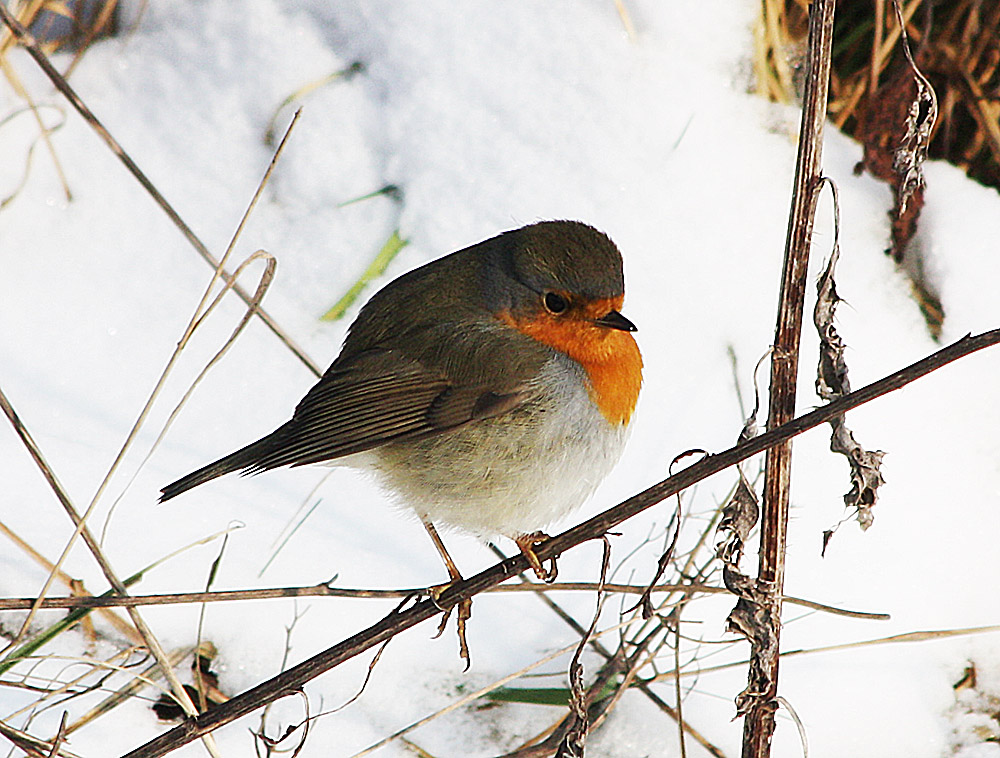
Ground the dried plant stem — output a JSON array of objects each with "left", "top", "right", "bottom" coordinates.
[
  {"left": 0, "top": 718, "right": 81, "bottom": 758},
  {"left": 0, "top": 389, "right": 140, "bottom": 659},
  {"left": 743, "top": 1, "right": 836, "bottom": 756},
  {"left": 0, "top": 102, "right": 292, "bottom": 651},
  {"left": 119, "top": 326, "right": 1000, "bottom": 758},
  {"left": 875, "top": 0, "right": 924, "bottom": 77},
  {"left": 870, "top": 0, "right": 884, "bottom": 97},
  {"left": 353, "top": 617, "right": 638, "bottom": 758},
  {"left": 60, "top": 647, "right": 195, "bottom": 736}
]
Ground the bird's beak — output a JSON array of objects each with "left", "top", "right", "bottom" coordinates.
[{"left": 595, "top": 310, "right": 637, "bottom": 332}]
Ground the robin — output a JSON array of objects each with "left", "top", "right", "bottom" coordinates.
[{"left": 160, "top": 220, "right": 641, "bottom": 658}]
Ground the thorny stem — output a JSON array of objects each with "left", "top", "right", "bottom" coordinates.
[
  {"left": 119, "top": 326, "right": 1000, "bottom": 758},
  {"left": 743, "top": 1, "right": 837, "bottom": 756}
]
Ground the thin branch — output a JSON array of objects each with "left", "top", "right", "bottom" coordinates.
[
  {"left": 118, "top": 327, "right": 1000, "bottom": 758},
  {"left": 0, "top": 582, "right": 890, "bottom": 620}
]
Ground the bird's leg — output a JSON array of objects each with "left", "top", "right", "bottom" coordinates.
[
  {"left": 515, "top": 531, "right": 559, "bottom": 583},
  {"left": 420, "top": 518, "right": 472, "bottom": 668},
  {"left": 423, "top": 519, "right": 463, "bottom": 585}
]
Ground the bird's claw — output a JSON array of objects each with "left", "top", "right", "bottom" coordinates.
[
  {"left": 515, "top": 531, "right": 558, "bottom": 583},
  {"left": 427, "top": 582, "right": 473, "bottom": 669}
]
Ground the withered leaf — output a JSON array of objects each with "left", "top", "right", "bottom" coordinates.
[
  {"left": 716, "top": 471, "right": 760, "bottom": 565},
  {"left": 813, "top": 210, "right": 887, "bottom": 535}
]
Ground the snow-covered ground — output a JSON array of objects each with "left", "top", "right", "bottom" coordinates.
[{"left": 2, "top": 3, "right": 999, "bottom": 756}]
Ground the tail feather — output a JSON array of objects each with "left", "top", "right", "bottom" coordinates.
[{"left": 159, "top": 428, "right": 286, "bottom": 502}]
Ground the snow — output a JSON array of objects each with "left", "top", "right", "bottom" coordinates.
[{"left": 2, "top": 2, "right": 999, "bottom": 756}]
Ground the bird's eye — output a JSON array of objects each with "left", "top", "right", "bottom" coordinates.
[{"left": 543, "top": 292, "right": 569, "bottom": 315}]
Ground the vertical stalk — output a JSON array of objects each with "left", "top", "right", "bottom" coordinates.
[{"left": 742, "top": 1, "right": 837, "bottom": 756}]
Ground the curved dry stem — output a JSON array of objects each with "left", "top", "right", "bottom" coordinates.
[
  {"left": 61, "top": 646, "right": 197, "bottom": 737},
  {"left": 0, "top": 102, "right": 68, "bottom": 209},
  {"left": 99, "top": 249, "right": 277, "bottom": 541},
  {"left": 0, "top": 52, "right": 72, "bottom": 202}
]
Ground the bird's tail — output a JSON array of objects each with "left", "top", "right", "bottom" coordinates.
[{"left": 159, "top": 427, "right": 287, "bottom": 502}]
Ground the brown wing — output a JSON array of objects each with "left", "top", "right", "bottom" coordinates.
[
  {"left": 159, "top": 347, "right": 528, "bottom": 501},
  {"left": 254, "top": 348, "right": 524, "bottom": 468}
]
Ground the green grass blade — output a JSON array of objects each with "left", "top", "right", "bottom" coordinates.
[{"left": 320, "top": 229, "right": 408, "bottom": 322}]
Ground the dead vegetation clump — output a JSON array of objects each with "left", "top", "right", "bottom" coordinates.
[{"left": 756, "top": 0, "right": 1000, "bottom": 339}]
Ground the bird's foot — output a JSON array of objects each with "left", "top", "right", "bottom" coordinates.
[
  {"left": 420, "top": 519, "right": 473, "bottom": 668},
  {"left": 515, "top": 531, "right": 558, "bottom": 583},
  {"left": 427, "top": 582, "right": 473, "bottom": 670}
]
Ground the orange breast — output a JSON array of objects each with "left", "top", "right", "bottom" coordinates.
[{"left": 501, "top": 296, "right": 642, "bottom": 426}]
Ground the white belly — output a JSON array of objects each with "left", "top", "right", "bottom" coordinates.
[{"left": 364, "top": 356, "right": 630, "bottom": 538}]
